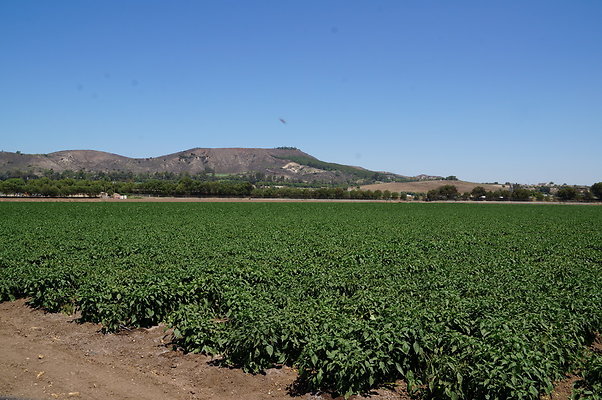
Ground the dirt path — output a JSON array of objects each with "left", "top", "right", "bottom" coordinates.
[{"left": 0, "top": 299, "right": 408, "bottom": 400}]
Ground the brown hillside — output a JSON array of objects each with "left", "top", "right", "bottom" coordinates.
[
  {"left": 0, "top": 148, "right": 407, "bottom": 184},
  {"left": 0, "top": 148, "right": 313, "bottom": 175},
  {"left": 360, "top": 180, "right": 505, "bottom": 193}
]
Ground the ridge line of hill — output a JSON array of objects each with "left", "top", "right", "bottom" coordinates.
[{"left": 0, "top": 147, "right": 425, "bottom": 185}]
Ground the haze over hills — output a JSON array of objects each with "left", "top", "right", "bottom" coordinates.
[{"left": 0, "top": 148, "right": 419, "bottom": 184}]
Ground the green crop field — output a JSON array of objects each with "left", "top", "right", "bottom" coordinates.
[{"left": 1, "top": 203, "right": 601, "bottom": 399}]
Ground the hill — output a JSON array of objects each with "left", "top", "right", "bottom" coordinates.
[
  {"left": 360, "top": 180, "right": 506, "bottom": 193},
  {"left": 0, "top": 148, "right": 410, "bottom": 184}
]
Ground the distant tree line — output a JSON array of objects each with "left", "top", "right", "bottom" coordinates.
[
  {"left": 426, "top": 184, "right": 601, "bottom": 202},
  {"left": 0, "top": 168, "right": 256, "bottom": 183},
  {"left": 251, "top": 187, "right": 407, "bottom": 200},
  {"left": 1, "top": 175, "right": 600, "bottom": 202},
  {"left": 0, "top": 177, "right": 412, "bottom": 200},
  {"left": 0, "top": 177, "right": 253, "bottom": 198},
  {"left": 0, "top": 168, "right": 384, "bottom": 186}
]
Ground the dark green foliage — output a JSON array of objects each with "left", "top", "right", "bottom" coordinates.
[
  {"left": 558, "top": 186, "right": 579, "bottom": 201},
  {"left": 427, "top": 185, "right": 460, "bottom": 200},
  {"left": 471, "top": 186, "right": 487, "bottom": 199},
  {"left": 0, "top": 176, "right": 402, "bottom": 200},
  {"left": 0, "top": 177, "right": 254, "bottom": 197},
  {"left": 511, "top": 188, "right": 532, "bottom": 201},
  {"left": 591, "top": 182, "right": 602, "bottom": 200},
  {"left": 486, "top": 189, "right": 512, "bottom": 201},
  {"left": 1, "top": 203, "right": 601, "bottom": 399}
]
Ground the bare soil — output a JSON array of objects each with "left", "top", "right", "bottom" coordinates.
[
  {"left": 1, "top": 299, "right": 596, "bottom": 400},
  {"left": 541, "top": 333, "right": 602, "bottom": 400},
  {"left": 0, "top": 299, "right": 410, "bottom": 400},
  {"left": 541, "top": 375, "right": 580, "bottom": 400}
]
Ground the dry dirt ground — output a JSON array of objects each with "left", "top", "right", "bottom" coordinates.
[
  {"left": 0, "top": 299, "right": 410, "bottom": 400},
  {"left": 360, "top": 180, "right": 505, "bottom": 194},
  {"left": 1, "top": 300, "right": 594, "bottom": 400}
]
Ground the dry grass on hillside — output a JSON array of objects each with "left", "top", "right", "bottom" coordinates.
[{"left": 360, "top": 180, "right": 506, "bottom": 194}]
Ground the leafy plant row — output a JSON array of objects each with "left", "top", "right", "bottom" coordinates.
[{"left": 1, "top": 203, "right": 601, "bottom": 398}]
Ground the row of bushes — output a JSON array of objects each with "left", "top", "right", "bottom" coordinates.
[
  {"left": 1, "top": 177, "right": 601, "bottom": 202},
  {"left": 427, "top": 184, "right": 602, "bottom": 202},
  {"left": 0, "top": 178, "right": 395, "bottom": 200},
  {"left": 0, "top": 178, "right": 254, "bottom": 197}
]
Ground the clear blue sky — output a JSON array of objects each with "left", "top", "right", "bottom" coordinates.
[{"left": 1, "top": 1, "right": 601, "bottom": 185}]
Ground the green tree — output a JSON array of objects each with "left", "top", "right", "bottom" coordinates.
[
  {"left": 511, "top": 188, "right": 531, "bottom": 201},
  {"left": 471, "top": 186, "right": 487, "bottom": 199},
  {"left": 0, "top": 178, "right": 25, "bottom": 194},
  {"left": 581, "top": 190, "right": 594, "bottom": 202},
  {"left": 591, "top": 182, "right": 602, "bottom": 200},
  {"left": 556, "top": 186, "right": 577, "bottom": 201},
  {"left": 441, "top": 185, "right": 459, "bottom": 199},
  {"left": 427, "top": 185, "right": 459, "bottom": 201}
]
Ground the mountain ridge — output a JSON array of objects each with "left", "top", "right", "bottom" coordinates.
[{"left": 0, "top": 148, "right": 415, "bottom": 184}]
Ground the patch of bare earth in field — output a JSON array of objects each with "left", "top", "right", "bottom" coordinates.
[
  {"left": 0, "top": 299, "right": 410, "bottom": 400},
  {"left": 541, "top": 333, "right": 602, "bottom": 400},
  {"left": 540, "top": 375, "right": 580, "bottom": 400}
]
